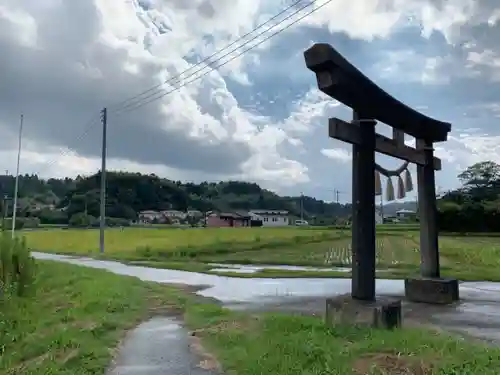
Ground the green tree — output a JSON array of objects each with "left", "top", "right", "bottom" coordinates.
[
  {"left": 457, "top": 161, "right": 500, "bottom": 201},
  {"left": 458, "top": 161, "right": 500, "bottom": 189},
  {"left": 69, "top": 213, "right": 95, "bottom": 227}
]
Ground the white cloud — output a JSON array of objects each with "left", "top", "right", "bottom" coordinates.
[
  {"left": 0, "top": 0, "right": 497, "bottom": 200},
  {"left": 279, "top": 89, "right": 340, "bottom": 134},
  {"left": 0, "top": 0, "right": 314, "bottom": 191},
  {"left": 448, "top": 134, "right": 500, "bottom": 167},
  {"left": 465, "top": 49, "right": 500, "bottom": 81},
  {"left": 321, "top": 148, "right": 352, "bottom": 163},
  {"left": 303, "top": 0, "right": 483, "bottom": 44},
  {"left": 375, "top": 48, "right": 478, "bottom": 84}
]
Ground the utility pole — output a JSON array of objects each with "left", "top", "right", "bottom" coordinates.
[
  {"left": 2, "top": 195, "right": 8, "bottom": 231},
  {"left": 333, "top": 189, "right": 345, "bottom": 204},
  {"left": 99, "top": 108, "right": 107, "bottom": 253},
  {"left": 300, "top": 192, "right": 304, "bottom": 221},
  {"left": 11, "top": 114, "right": 24, "bottom": 238},
  {"left": 380, "top": 192, "right": 384, "bottom": 222}
]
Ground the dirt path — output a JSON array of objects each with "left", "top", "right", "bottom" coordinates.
[{"left": 107, "top": 317, "right": 220, "bottom": 375}]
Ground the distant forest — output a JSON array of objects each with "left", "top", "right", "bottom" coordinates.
[{"left": 0, "top": 171, "right": 353, "bottom": 225}]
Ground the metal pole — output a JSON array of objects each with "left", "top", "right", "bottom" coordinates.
[
  {"left": 11, "top": 114, "right": 24, "bottom": 238},
  {"left": 99, "top": 108, "right": 107, "bottom": 253}
]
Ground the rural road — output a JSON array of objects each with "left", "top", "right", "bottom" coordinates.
[{"left": 33, "top": 252, "right": 500, "bottom": 373}]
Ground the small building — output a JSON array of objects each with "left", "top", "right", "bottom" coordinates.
[
  {"left": 161, "top": 210, "right": 187, "bottom": 220},
  {"left": 138, "top": 210, "right": 164, "bottom": 223},
  {"left": 249, "top": 209, "right": 289, "bottom": 227},
  {"left": 187, "top": 210, "right": 203, "bottom": 217},
  {"left": 396, "top": 209, "right": 416, "bottom": 220},
  {"left": 206, "top": 211, "right": 251, "bottom": 227}
]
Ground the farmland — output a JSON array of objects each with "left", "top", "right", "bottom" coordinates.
[{"left": 22, "top": 225, "right": 500, "bottom": 281}]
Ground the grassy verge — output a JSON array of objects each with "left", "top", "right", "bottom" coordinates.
[
  {"left": 0, "top": 260, "right": 195, "bottom": 374},
  {"left": 187, "top": 308, "right": 500, "bottom": 374},
  {"left": 3, "top": 260, "right": 500, "bottom": 374}
]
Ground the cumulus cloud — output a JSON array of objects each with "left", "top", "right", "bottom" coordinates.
[
  {"left": 0, "top": 0, "right": 498, "bottom": 200},
  {"left": 321, "top": 148, "right": 352, "bottom": 163},
  {"left": 374, "top": 49, "right": 470, "bottom": 85}
]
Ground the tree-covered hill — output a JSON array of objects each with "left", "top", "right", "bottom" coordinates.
[
  {"left": 438, "top": 161, "right": 500, "bottom": 232},
  {"left": 0, "top": 171, "right": 351, "bottom": 224}
]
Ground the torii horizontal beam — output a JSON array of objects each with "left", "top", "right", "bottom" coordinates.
[{"left": 329, "top": 118, "right": 442, "bottom": 170}]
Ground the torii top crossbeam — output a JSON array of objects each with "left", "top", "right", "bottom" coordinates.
[{"left": 304, "top": 43, "right": 451, "bottom": 143}]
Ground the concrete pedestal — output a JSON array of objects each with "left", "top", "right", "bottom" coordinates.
[
  {"left": 325, "top": 296, "right": 402, "bottom": 329},
  {"left": 405, "top": 277, "right": 459, "bottom": 304}
]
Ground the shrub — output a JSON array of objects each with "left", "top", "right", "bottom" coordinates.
[
  {"left": 2, "top": 217, "right": 40, "bottom": 230},
  {"left": 0, "top": 233, "right": 35, "bottom": 297},
  {"left": 106, "top": 217, "right": 131, "bottom": 227},
  {"left": 69, "top": 213, "right": 96, "bottom": 227},
  {"left": 89, "top": 217, "right": 131, "bottom": 227},
  {"left": 438, "top": 201, "right": 500, "bottom": 232}
]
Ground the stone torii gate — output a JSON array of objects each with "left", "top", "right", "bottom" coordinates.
[{"left": 304, "top": 43, "right": 459, "bottom": 312}]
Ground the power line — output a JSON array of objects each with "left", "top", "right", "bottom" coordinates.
[
  {"left": 113, "top": 0, "right": 320, "bottom": 115},
  {"left": 31, "top": 115, "right": 101, "bottom": 177},
  {"left": 108, "top": 0, "right": 307, "bottom": 113},
  {"left": 114, "top": 0, "right": 334, "bottom": 115},
  {"left": 26, "top": 0, "right": 333, "bottom": 180}
]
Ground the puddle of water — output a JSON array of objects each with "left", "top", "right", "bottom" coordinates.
[
  {"left": 33, "top": 252, "right": 500, "bottom": 344},
  {"left": 32, "top": 252, "right": 404, "bottom": 302},
  {"left": 207, "top": 263, "right": 352, "bottom": 273},
  {"left": 209, "top": 268, "right": 258, "bottom": 274}
]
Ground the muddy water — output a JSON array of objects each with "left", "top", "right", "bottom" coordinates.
[{"left": 33, "top": 252, "right": 500, "bottom": 345}]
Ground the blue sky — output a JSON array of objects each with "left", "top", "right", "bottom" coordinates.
[{"left": 1, "top": 0, "right": 500, "bottom": 203}]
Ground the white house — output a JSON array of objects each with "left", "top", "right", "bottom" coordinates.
[
  {"left": 249, "top": 209, "right": 289, "bottom": 227},
  {"left": 187, "top": 210, "right": 203, "bottom": 217},
  {"left": 395, "top": 209, "right": 416, "bottom": 219},
  {"left": 138, "top": 210, "right": 164, "bottom": 223},
  {"left": 161, "top": 210, "right": 187, "bottom": 220}
]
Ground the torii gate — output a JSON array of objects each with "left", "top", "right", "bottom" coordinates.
[{"left": 304, "top": 43, "right": 459, "bottom": 307}]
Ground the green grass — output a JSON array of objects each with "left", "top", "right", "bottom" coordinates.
[
  {"left": 23, "top": 227, "right": 345, "bottom": 257},
  {"left": 125, "top": 232, "right": 500, "bottom": 281},
  {"left": 22, "top": 227, "right": 500, "bottom": 281},
  {"left": 187, "top": 310, "right": 500, "bottom": 375},
  {"left": 0, "top": 260, "right": 192, "bottom": 374},
  {"left": 3, "top": 259, "right": 500, "bottom": 374}
]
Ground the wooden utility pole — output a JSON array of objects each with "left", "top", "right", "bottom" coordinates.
[
  {"left": 11, "top": 114, "right": 24, "bottom": 238},
  {"left": 300, "top": 192, "right": 304, "bottom": 221},
  {"left": 99, "top": 108, "right": 107, "bottom": 253},
  {"left": 333, "top": 189, "right": 345, "bottom": 204},
  {"left": 2, "top": 195, "right": 8, "bottom": 231}
]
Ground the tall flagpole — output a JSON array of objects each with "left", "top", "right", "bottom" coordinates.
[{"left": 11, "top": 114, "right": 24, "bottom": 238}]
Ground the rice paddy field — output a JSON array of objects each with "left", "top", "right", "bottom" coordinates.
[{"left": 21, "top": 226, "right": 500, "bottom": 281}]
